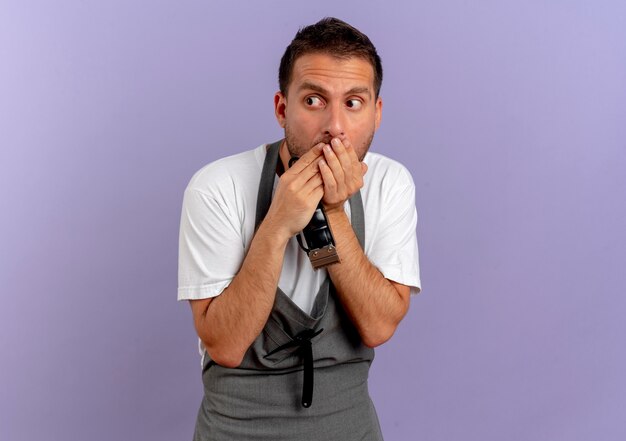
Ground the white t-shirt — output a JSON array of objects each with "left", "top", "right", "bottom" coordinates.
[{"left": 178, "top": 143, "right": 421, "bottom": 314}]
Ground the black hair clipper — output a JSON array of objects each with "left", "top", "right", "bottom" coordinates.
[{"left": 289, "top": 157, "right": 340, "bottom": 269}]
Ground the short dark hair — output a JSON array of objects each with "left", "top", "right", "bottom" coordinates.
[{"left": 279, "top": 17, "right": 383, "bottom": 98}]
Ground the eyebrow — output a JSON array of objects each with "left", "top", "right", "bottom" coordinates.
[{"left": 298, "top": 81, "right": 372, "bottom": 98}]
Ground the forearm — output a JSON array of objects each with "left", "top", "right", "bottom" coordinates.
[
  {"left": 192, "top": 217, "right": 290, "bottom": 367},
  {"left": 189, "top": 143, "right": 326, "bottom": 368},
  {"left": 326, "top": 207, "right": 410, "bottom": 347}
]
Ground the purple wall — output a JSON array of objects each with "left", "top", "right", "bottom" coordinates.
[{"left": 2, "top": 1, "right": 625, "bottom": 440}]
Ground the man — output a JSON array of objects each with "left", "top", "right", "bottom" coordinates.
[{"left": 178, "top": 17, "right": 421, "bottom": 440}]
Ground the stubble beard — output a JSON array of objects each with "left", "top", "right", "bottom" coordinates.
[{"left": 283, "top": 124, "right": 375, "bottom": 162}]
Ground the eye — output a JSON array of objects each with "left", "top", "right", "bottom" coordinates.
[
  {"left": 305, "top": 96, "right": 324, "bottom": 107},
  {"left": 346, "top": 99, "right": 363, "bottom": 110}
]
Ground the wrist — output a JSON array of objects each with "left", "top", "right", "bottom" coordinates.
[
  {"left": 324, "top": 205, "right": 350, "bottom": 237},
  {"left": 258, "top": 214, "right": 293, "bottom": 246},
  {"left": 323, "top": 203, "right": 347, "bottom": 217}
]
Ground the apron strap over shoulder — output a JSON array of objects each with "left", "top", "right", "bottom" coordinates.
[
  {"left": 349, "top": 190, "right": 365, "bottom": 250},
  {"left": 255, "top": 140, "right": 282, "bottom": 233}
]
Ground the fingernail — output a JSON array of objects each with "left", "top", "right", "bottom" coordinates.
[
  {"left": 324, "top": 144, "right": 331, "bottom": 153},
  {"left": 331, "top": 138, "right": 340, "bottom": 147}
]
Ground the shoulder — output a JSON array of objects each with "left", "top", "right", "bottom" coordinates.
[
  {"left": 185, "top": 144, "right": 266, "bottom": 197},
  {"left": 363, "top": 151, "right": 415, "bottom": 190}
]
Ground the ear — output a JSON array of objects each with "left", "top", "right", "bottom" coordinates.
[
  {"left": 274, "top": 92, "right": 287, "bottom": 128},
  {"left": 374, "top": 96, "right": 382, "bottom": 130}
]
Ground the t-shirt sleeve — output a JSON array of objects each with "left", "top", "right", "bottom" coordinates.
[
  {"left": 177, "top": 187, "right": 245, "bottom": 301},
  {"left": 367, "top": 166, "right": 421, "bottom": 294}
]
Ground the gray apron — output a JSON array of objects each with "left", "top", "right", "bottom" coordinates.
[{"left": 193, "top": 140, "right": 384, "bottom": 441}]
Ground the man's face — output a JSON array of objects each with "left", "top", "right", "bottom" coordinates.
[{"left": 274, "top": 53, "right": 382, "bottom": 161}]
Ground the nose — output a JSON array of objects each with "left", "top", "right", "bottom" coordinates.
[{"left": 323, "top": 102, "right": 346, "bottom": 140}]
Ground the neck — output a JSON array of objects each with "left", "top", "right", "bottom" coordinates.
[{"left": 277, "top": 139, "right": 291, "bottom": 176}]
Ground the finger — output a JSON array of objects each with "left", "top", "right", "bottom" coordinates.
[
  {"left": 287, "top": 143, "right": 324, "bottom": 174},
  {"left": 286, "top": 144, "right": 325, "bottom": 189},
  {"left": 332, "top": 137, "right": 356, "bottom": 163},
  {"left": 341, "top": 138, "right": 360, "bottom": 159},
  {"left": 311, "top": 185, "right": 325, "bottom": 205},
  {"left": 331, "top": 138, "right": 357, "bottom": 185},
  {"left": 302, "top": 172, "right": 323, "bottom": 195},
  {"left": 322, "top": 143, "right": 346, "bottom": 187},
  {"left": 340, "top": 138, "right": 363, "bottom": 184},
  {"left": 290, "top": 155, "right": 324, "bottom": 190},
  {"left": 300, "top": 172, "right": 324, "bottom": 206},
  {"left": 319, "top": 158, "right": 338, "bottom": 195}
]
